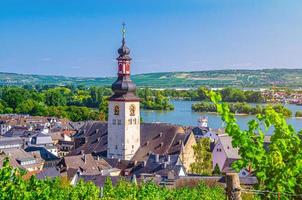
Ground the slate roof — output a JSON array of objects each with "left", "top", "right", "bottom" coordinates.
[
  {"left": 0, "top": 148, "right": 42, "bottom": 169},
  {"left": 70, "top": 122, "right": 193, "bottom": 162},
  {"left": 0, "top": 136, "right": 24, "bottom": 149},
  {"left": 25, "top": 146, "right": 59, "bottom": 161},
  {"left": 218, "top": 135, "right": 240, "bottom": 159},
  {"left": 36, "top": 167, "right": 60, "bottom": 179},
  {"left": 191, "top": 127, "right": 209, "bottom": 136},
  {"left": 132, "top": 154, "right": 185, "bottom": 178},
  {"left": 59, "top": 154, "right": 111, "bottom": 178},
  {"left": 104, "top": 157, "right": 136, "bottom": 171},
  {"left": 31, "top": 132, "right": 53, "bottom": 145},
  {"left": 3, "top": 126, "right": 29, "bottom": 137}
]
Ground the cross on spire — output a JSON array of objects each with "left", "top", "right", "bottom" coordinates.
[{"left": 122, "top": 22, "right": 126, "bottom": 39}]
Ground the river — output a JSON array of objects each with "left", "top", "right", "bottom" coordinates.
[{"left": 141, "top": 100, "right": 302, "bottom": 132}]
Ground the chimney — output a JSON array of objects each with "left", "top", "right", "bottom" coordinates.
[
  {"left": 163, "top": 162, "right": 167, "bottom": 169},
  {"left": 143, "top": 160, "right": 147, "bottom": 167},
  {"left": 155, "top": 154, "right": 159, "bottom": 163},
  {"left": 159, "top": 132, "right": 163, "bottom": 137}
]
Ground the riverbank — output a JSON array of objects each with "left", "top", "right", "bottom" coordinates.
[{"left": 141, "top": 100, "right": 302, "bottom": 132}]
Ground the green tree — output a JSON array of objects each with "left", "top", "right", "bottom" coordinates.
[
  {"left": 45, "top": 87, "right": 70, "bottom": 106},
  {"left": 295, "top": 111, "right": 302, "bottom": 117},
  {"left": 208, "top": 90, "right": 302, "bottom": 199},
  {"left": 0, "top": 157, "right": 100, "bottom": 200},
  {"left": 212, "top": 163, "right": 221, "bottom": 175},
  {"left": 190, "top": 138, "right": 212, "bottom": 175},
  {"left": 271, "top": 104, "right": 292, "bottom": 118},
  {"left": 103, "top": 176, "right": 114, "bottom": 198},
  {"left": 99, "top": 97, "right": 109, "bottom": 121},
  {"left": 1, "top": 87, "right": 30, "bottom": 109},
  {"left": 196, "top": 86, "right": 209, "bottom": 101}
]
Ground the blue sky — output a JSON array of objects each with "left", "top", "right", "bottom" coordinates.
[{"left": 0, "top": 0, "right": 302, "bottom": 77}]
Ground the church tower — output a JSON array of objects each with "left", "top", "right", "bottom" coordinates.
[{"left": 107, "top": 24, "right": 140, "bottom": 160}]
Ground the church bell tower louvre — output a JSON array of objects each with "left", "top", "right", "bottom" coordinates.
[{"left": 107, "top": 23, "right": 141, "bottom": 160}]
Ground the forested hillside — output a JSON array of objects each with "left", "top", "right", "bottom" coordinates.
[{"left": 1, "top": 68, "right": 302, "bottom": 88}]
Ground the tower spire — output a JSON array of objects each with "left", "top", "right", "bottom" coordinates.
[
  {"left": 107, "top": 24, "right": 140, "bottom": 161},
  {"left": 110, "top": 24, "right": 138, "bottom": 100},
  {"left": 122, "top": 22, "right": 126, "bottom": 40}
]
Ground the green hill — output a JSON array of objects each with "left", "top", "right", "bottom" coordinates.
[{"left": 1, "top": 68, "right": 302, "bottom": 88}]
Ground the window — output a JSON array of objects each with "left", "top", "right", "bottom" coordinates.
[
  {"left": 112, "top": 119, "right": 116, "bottom": 125},
  {"left": 128, "top": 119, "right": 132, "bottom": 125},
  {"left": 129, "top": 104, "right": 136, "bottom": 116},
  {"left": 118, "top": 120, "right": 121, "bottom": 125},
  {"left": 133, "top": 118, "right": 137, "bottom": 124},
  {"left": 115, "top": 145, "right": 118, "bottom": 150},
  {"left": 132, "top": 145, "right": 134, "bottom": 149},
  {"left": 114, "top": 105, "right": 120, "bottom": 115}
]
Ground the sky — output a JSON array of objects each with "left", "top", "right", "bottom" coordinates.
[{"left": 0, "top": 0, "right": 302, "bottom": 77}]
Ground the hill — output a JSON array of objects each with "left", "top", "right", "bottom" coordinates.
[{"left": 1, "top": 69, "right": 302, "bottom": 88}]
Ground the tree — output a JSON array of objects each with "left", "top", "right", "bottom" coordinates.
[
  {"left": 295, "top": 111, "right": 302, "bottom": 117},
  {"left": 99, "top": 97, "right": 108, "bottom": 121},
  {"left": 208, "top": 90, "right": 302, "bottom": 199},
  {"left": 103, "top": 176, "right": 114, "bottom": 198},
  {"left": 190, "top": 138, "right": 212, "bottom": 175},
  {"left": 15, "top": 99, "right": 48, "bottom": 116},
  {"left": 212, "top": 163, "right": 221, "bottom": 175},
  {"left": 0, "top": 157, "right": 100, "bottom": 200},
  {"left": 0, "top": 101, "right": 5, "bottom": 114},
  {"left": 45, "top": 87, "right": 70, "bottom": 106},
  {"left": 1, "top": 87, "right": 30, "bottom": 109},
  {"left": 196, "top": 86, "right": 209, "bottom": 101}
]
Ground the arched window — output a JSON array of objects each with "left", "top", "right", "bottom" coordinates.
[
  {"left": 129, "top": 104, "right": 136, "bottom": 116},
  {"left": 114, "top": 105, "right": 120, "bottom": 115}
]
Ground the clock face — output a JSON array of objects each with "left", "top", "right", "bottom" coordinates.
[
  {"left": 129, "top": 104, "right": 136, "bottom": 116},
  {"left": 114, "top": 105, "right": 120, "bottom": 115}
]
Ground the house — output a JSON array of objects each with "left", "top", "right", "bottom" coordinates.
[
  {"left": 0, "top": 120, "right": 12, "bottom": 135},
  {"left": 36, "top": 167, "right": 61, "bottom": 180},
  {"left": 25, "top": 146, "right": 60, "bottom": 168},
  {"left": 0, "top": 148, "right": 44, "bottom": 172},
  {"left": 57, "top": 140, "right": 74, "bottom": 157},
  {"left": 0, "top": 137, "right": 24, "bottom": 150},
  {"left": 132, "top": 153, "right": 186, "bottom": 179},
  {"left": 51, "top": 130, "right": 74, "bottom": 145},
  {"left": 212, "top": 135, "right": 240, "bottom": 174},
  {"left": 29, "top": 132, "right": 53, "bottom": 146},
  {"left": 58, "top": 153, "right": 112, "bottom": 180},
  {"left": 3, "top": 126, "right": 30, "bottom": 137},
  {"left": 28, "top": 131, "right": 58, "bottom": 156}
]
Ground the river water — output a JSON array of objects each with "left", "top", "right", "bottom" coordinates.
[{"left": 141, "top": 100, "right": 302, "bottom": 132}]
